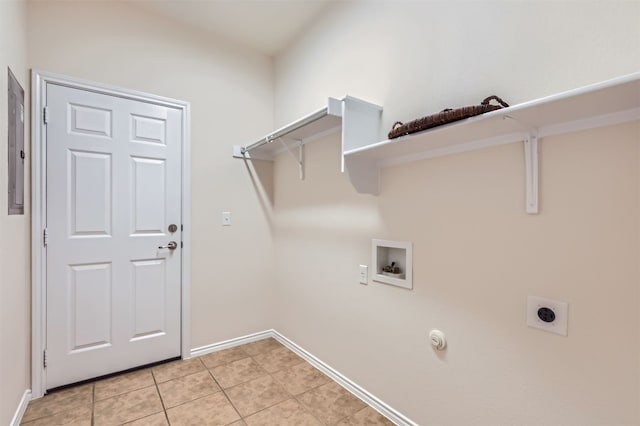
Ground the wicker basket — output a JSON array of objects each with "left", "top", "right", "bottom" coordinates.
[{"left": 388, "top": 96, "right": 509, "bottom": 139}]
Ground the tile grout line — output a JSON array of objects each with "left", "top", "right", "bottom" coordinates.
[
  {"left": 271, "top": 345, "right": 377, "bottom": 425},
  {"left": 252, "top": 346, "right": 328, "bottom": 424},
  {"left": 233, "top": 369, "right": 288, "bottom": 423},
  {"left": 230, "top": 340, "right": 332, "bottom": 424},
  {"left": 148, "top": 356, "right": 254, "bottom": 424},
  {"left": 149, "top": 358, "right": 228, "bottom": 413},
  {"left": 205, "top": 367, "right": 244, "bottom": 424},
  {"left": 291, "top": 383, "right": 333, "bottom": 426},
  {"left": 240, "top": 347, "right": 298, "bottom": 420},
  {"left": 281, "top": 363, "right": 367, "bottom": 426},
  {"left": 208, "top": 348, "right": 251, "bottom": 423},
  {"left": 93, "top": 373, "right": 163, "bottom": 425},
  {"left": 292, "top": 395, "right": 326, "bottom": 426},
  {"left": 236, "top": 346, "right": 325, "bottom": 424},
  {"left": 150, "top": 368, "right": 172, "bottom": 425},
  {"left": 32, "top": 339, "right": 380, "bottom": 426},
  {"left": 203, "top": 343, "right": 296, "bottom": 423},
  {"left": 20, "top": 385, "right": 91, "bottom": 425},
  {"left": 91, "top": 383, "right": 95, "bottom": 426}
]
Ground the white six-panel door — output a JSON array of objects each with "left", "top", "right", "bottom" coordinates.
[{"left": 46, "top": 83, "right": 182, "bottom": 389}]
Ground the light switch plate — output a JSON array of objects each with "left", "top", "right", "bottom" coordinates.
[
  {"left": 222, "top": 211, "right": 231, "bottom": 226},
  {"left": 527, "top": 295, "right": 568, "bottom": 336},
  {"left": 359, "top": 265, "right": 368, "bottom": 285}
]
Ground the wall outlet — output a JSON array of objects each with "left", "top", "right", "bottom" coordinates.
[
  {"left": 359, "top": 265, "right": 368, "bottom": 285},
  {"left": 222, "top": 211, "right": 231, "bottom": 226},
  {"left": 527, "top": 296, "right": 568, "bottom": 336}
]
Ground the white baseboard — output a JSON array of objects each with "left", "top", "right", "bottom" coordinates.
[
  {"left": 190, "top": 330, "right": 274, "bottom": 358},
  {"left": 10, "top": 389, "right": 31, "bottom": 426},
  {"left": 190, "top": 330, "right": 417, "bottom": 426},
  {"left": 271, "top": 331, "right": 418, "bottom": 426}
]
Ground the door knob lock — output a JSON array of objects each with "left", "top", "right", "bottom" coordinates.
[{"left": 158, "top": 241, "right": 178, "bottom": 250}]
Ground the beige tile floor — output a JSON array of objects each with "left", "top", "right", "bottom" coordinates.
[{"left": 21, "top": 338, "right": 394, "bottom": 426}]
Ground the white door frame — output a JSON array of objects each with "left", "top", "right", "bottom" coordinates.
[{"left": 31, "top": 70, "right": 191, "bottom": 398}]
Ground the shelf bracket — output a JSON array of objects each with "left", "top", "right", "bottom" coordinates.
[
  {"left": 278, "top": 138, "right": 305, "bottom": 180},
  {"left": 524, "top": 134, "right": 539, "bottom": 214}
]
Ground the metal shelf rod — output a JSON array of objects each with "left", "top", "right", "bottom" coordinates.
[{"left": 241, "top": 106, "right": 329, "bottom": 155}]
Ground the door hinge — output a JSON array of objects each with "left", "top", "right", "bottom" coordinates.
[
  {"left": 43, "top": 106, "right": 49, "bottom": 124},
  {"left": 181, "top": 241, "right": 183, "bottom": 248},
  {"left": 43, "top": 228, "right": 48, "bottom": 247},
  {"left": 43, "top": 349, "right": 47, "bottom": 368}
]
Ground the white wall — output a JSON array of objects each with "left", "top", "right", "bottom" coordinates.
[
  {"left": 273, "top": 1, "right": 640, "bottom": 424},
  {"left": 0, "top": 1, "right": 30, "bottom": 424},
  {"left": 276, "top": 0, "right": 640, "bottom": 130},
  {"left": 27, "top": 1, "right": 276, "bottom": 351},
  {"left": 12, "top": 1, "right": 640, "bottom": 424}
]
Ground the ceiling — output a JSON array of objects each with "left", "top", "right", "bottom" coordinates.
[{"left": 134, "top": 0, "right": 335, "bottom": 56}]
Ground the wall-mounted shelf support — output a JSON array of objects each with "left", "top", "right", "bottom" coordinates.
[
  {"left": 342, "top": 72, "right": 640, "bottom": 211},
  {"left": 233, "top": 96, "right": 383, "bottom": 183},
  {"left": 235, "top": 74, "right": 638, "bottom": 213},
  {"left": 239, "top": 103, "right": 340, "bottom": 158},
  {"left": 524, "top": 134, "right": 539, "bottom": 214},
  {"left": 278, "top": 138, "right": 305, "bottom": 180}
]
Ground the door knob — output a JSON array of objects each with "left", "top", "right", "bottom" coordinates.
[{"left": 158, "top": 241, "right": 178, "bottom": 250}]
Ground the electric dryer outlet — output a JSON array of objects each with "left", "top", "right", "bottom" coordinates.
[{"left": 526, "top": 295, "right": 568, "bottom": 336}]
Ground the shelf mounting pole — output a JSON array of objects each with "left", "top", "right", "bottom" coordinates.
[{"left": 524, "top": 133, "right": 539, "bottom": 214}]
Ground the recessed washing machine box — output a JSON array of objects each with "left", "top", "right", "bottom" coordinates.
[{"left": 372, "top": 239, "right": 413, "bottom": 290}]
